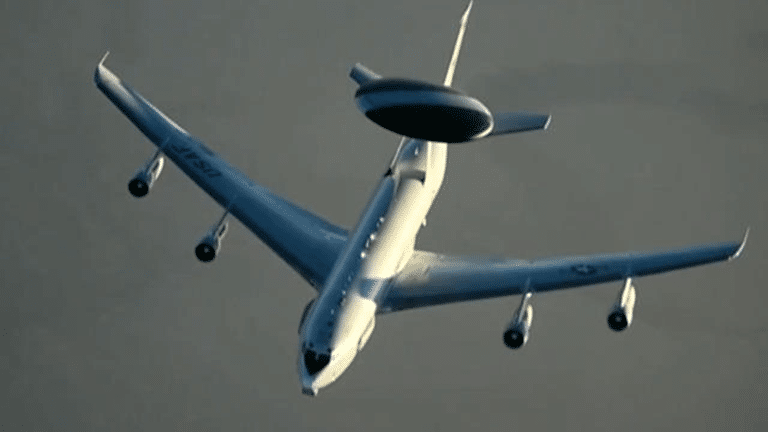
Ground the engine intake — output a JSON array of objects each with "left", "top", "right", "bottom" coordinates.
[
  {"left": 503, "top": 292, "right": 533, "bottom": 349},
  {"left": 128, "top": 152, "right": 164, "bottom": 197},
  {"left": 195, "top": 217, "right": 229, "bottom": 262},
  {"left": 608, "top": 278, "right": 636, "bottom": 332}
]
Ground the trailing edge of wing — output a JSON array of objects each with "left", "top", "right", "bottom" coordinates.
[
  {"left": 94, "top": 56, "right": 349, "bottom": 289},
  {"left": 381, "top": 234, "right": 745, "bottom": 313}
]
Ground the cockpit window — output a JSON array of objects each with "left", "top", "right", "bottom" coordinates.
[{"left": 304, "top": 349, "right": 331, "bottom": 375}]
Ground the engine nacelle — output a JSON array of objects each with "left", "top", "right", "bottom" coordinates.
[
  {"left": 128, "top": 153, "right": 164, "bottom": 197},
  {"left": 195, "top": 219, "right": 229, "bottom": 262},
  {"left": 607, "top": 278, "right": 636, "bottom": 332},
  {"left": 503, "top": 293, "right": 533, "bottom": 349}
]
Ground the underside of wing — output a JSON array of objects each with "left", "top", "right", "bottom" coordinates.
[
  {"left": 95, "top": 55, "right": 348, "bottom": 289},
  {"left": 380, "top": 232, "right": 748, "bottom": 313}
]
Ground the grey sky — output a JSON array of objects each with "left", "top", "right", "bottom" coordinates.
[{"left": 2, "top": 0, "right": 767, "bottom": 430}]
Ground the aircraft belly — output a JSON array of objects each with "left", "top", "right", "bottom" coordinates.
[
  {"left": 330, "top": 294, "right": 377, "bottom": 349},
  {"left": 360, "top": 177, "right": 435, "bottom": 279}
]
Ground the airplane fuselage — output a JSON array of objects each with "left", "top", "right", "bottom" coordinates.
[{"left": 298, "top": 139, "right": 447, "bottom": 395}]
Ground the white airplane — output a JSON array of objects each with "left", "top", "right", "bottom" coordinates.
[{"left": 95, "top": 1, "right": 747, "bottom": 397}]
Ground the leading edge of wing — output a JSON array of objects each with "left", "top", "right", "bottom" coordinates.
[
  {"left": 94, "top": 55, "right": 348, "bottom": 289},
  {"left": 381, "top": 232, "right": 747, "bottom": 313}
]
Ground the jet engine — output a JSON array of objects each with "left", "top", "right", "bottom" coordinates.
[
  {"left": 607, "top": 278, "right": 636, "bottom": 332},
  {"left": 503, "top": 292, "right": 533, "bottom": 349},
  {"left": 128, "top": 151, "right": 164, "bottom": 197},
  {"left": 195, "top": 216, "right": 229, "bottom": 262}
]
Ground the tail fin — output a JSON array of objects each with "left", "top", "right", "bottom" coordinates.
[{"left": 444, "top": 1, "right": 473, "bottom": 87}]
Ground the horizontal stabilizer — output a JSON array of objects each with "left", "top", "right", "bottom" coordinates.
[
  {"left": 350, "top": 63, "right": 381, "bottom": 85},
  {"left": 486, "top": 111, "right": 551, "bottom": 137}
]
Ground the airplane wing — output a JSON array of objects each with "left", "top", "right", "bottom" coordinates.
[
  {"left": 380, "top": 231, "right": 748, "bottom": 313},
  {"left": 94, "top": 55, "right": 348, "bottom": 290}
]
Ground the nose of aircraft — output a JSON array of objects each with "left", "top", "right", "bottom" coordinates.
[
  {"left": 298, "top": 348, "right": 327, "bottom": 397},
  {"left": 301, "top": 385, "right": 318, "bottom": 397},
  {"left": 299, "top": 365, "right": 318, "bottom": 397}
]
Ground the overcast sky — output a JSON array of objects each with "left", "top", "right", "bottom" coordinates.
[{"left": 2, "top": 0, "right": 767, "bottom": 430}]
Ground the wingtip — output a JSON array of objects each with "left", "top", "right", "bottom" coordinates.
[
  {"left": 729, "top": 226, "right": 750, "bottom": 261},
  {"left": 94, "top": 51, "right": 110, "bottom": 84}
]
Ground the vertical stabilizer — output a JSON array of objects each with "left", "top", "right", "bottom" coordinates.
[{"left": 443, "top": 1, "right": 473, "bottom": 87}]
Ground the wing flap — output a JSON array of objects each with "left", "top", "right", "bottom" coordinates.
[
  {"left": 381, "top": 234, "right": 746, "bottom": 313},
  {"left": 95, "top": 58, "right": 348, "bottom": 289}
]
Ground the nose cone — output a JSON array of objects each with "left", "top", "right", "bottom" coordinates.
[
  {"left": 298, "top": 348, "right": 328, "bottom": 397},
  {"left": 354, "top": 78, "right": 493, "bottom": 143},
  {"left": 299, "top": 362, "right": 320, "bottom": 396}
]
